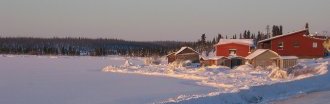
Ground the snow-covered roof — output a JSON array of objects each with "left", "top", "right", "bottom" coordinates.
[
  {"left": 279, "top": 56, "right": 298, "bottom": 59},
  {"left": 176, "top": 53, "right": 198, "bottom": 56},
  {"left": 166, "top": 52, "right": 175, "bottom": 57},
  {"left": 175, "top": 47, "right": 199, "bottom": 55},
  {"left": 245, "top": 49, "right": 279, "bottom": 60},
  {"left": 209, "top": 56, "right": 228, "bottom": 60},
  {"left": 271, "top": 56, "right": 298, "bottom": 60},
  {"left": 245, "top": 49, "right": 268, "bottom": 60},
  {"left": 200, "top": 56, "right": 227, "bottom": 61},
  {"left": 258, "top": 29, "right": 307, "bottom": 43},
  {"left": 215, "top": 39, "right": 254, "bottom": 46}
]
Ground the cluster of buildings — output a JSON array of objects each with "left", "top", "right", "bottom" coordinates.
[{"left": 167, "top": 27, "right": 328, "bottom": 69}]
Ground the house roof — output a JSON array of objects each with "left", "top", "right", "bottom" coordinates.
[
  {"left": 200, "top": 56, "right": 227, "bottom": 60},
  {"left": 227, "top": 55, "right": 245, "bottom": 59},
  {"left": 175, "top": 47, "right": 199, "bottom": 55},
  {"left": 215, "top": 39, "right": 254, "bottom": 46},
  {"left": 258, "top": 29, "right": 307, "bottom": 43},
  {"left": 278, "top": 56, "right": 298, "bottom": 59},
  {"left": 245, "top": 49, "right": 279, "bottom": 60},
  {"left": 209, "top": 56, "right": 228, "bottom": 60}
]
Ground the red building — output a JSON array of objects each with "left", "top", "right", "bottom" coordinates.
[
  {"left": 258, "top": 29, "right": 326, "bottom": 58},
  {"left": 215, "top": 39, "right": 254, "bottom": 57}
]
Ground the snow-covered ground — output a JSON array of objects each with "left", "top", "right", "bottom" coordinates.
[
  {"left": 0, "top": 55, "right": 214, "bottom": 104},
  {"left": 103, "top": 57, "right": 330, "bottom": 104}
]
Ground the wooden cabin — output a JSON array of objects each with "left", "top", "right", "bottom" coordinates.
[
  {"left": 246, "top": 49, "right": 298, "bottom": 69},
  {"left": 245, "top": 49, "right": 280, "bottom": 68},
  {"left": 200, "top": 56, "right": 229, "bottom": 66},
  {"left": 166, "top": 47, "right": 200, "bottom": 64}
]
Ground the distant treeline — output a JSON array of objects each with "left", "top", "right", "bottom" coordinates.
[
  {"left": 0, "top": 37, "right": 196, "bottom": 56},
  {"left": 0, "top": 24, "right": 291, "bottom": 57}
]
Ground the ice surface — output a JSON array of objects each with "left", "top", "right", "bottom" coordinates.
[
  {"left": 0, "top": 55, "right": 213, "bottom": 104},
  {"left": 273, "top": 91, "right": 330, "bottom": 104}
]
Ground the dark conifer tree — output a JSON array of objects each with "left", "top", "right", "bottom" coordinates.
[
  {"left": 247, "top": 30, "right": 251, "bottom": 39},
  {"left": 212, "top": 37, "right": 216, "bottom": 44},
  {"left": 217, "top": 33, "right": 222, "bottom": 42},
  {"left": 201, "top": 34, "right": 206, "bottom": 44},
  {"left": 279, "top": 25, "right": 283, "bottom": 35},
  {"left": 305, "top": 22, "right": 310, "bottom": 35}
]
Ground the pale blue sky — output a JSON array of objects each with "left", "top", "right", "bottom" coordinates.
[{"left": 0, "top": 0, "right": 329, "bottom": 41}]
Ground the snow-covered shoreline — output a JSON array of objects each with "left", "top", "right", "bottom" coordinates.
[
  {"left": 166, "top": 65, "right": 330, "bottom": 104},
  {"left": 103, "top": 57, "right": 329, "bottom": 104}
]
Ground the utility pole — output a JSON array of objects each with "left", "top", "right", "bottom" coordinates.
[{"left": 266, "top": 25, "right": 270, "bottom": 38}]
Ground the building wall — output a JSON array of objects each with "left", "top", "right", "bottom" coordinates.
[
  {"left": 270, "top": 30, "right": 325, "bottom": 58},
  {"left": 167, "top": 54, "right": 176, "bottom": 63},
  {"left": 281, "top": 59, "right": 297, "bottom": 69},
  {"left": 175, "top": 54, "right": 200, "bottom": 63},
  {"left": 200, "top": 58, "right": 228, "bottom": 66},
  {"left": 216, "top": 43, "right": 250, "bottom": 57},
  {"left": 275, "top": 59, "right": 297, "bottom": 69}
]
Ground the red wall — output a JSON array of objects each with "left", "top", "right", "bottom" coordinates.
[
  {"left": 270, "top": 31, "right": 325, "bottom": 57},
  {"left": 216, "top": 43, "right": 250, "bottom": 57}
]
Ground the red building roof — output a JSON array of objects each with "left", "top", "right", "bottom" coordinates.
[
  {"left": 259, "top": 29, "right": 325, "bottom": 43},
  {"left": 215, "top": 39, "right": 254, "bottom": 46}
]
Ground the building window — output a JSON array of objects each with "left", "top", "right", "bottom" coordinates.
[
  {"left": 278, "top": 42, "right": 284, "bottom": 50},
  {"left": 313, "top": 42, "right": 318, "bottom": 48},
  {"left": 229, "top": 49, "right": 237, "bottom": 55},
  {"left": 293, "top": 41, "right": 300, "bottom": 48}
]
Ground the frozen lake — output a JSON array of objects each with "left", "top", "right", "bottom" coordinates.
[{"left": 0, "top": 55, "right": 214, "bottom": 104}]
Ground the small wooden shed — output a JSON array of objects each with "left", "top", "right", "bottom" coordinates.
[
  {"left": 245, "top": 49, "right": 280, "bottom": 68},
  {"left": 272, "top": 56, "right": 298, "bottom": 69},
  {"left": 166, "top": 47, "right": 200, "bottom": 63},
  {"left": 200, "top": 56, "right": 229, "bottom": 66}
]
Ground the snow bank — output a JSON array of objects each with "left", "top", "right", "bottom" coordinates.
[
  {"left": 144, "top": 56, "right": 162, "bottom": 65},
  {"left": 234, "top": 63, "right": 254, "bottom": 71},
  {"left": 288, "top": 61, "right": 328, "bottom": 78},
  {"left": 163, "top": 59, "right": 330, "bottom": 104},
  {"left": 268, "top": 67, "right": 288, "bottom": 79},
  {"left": 102, "top": 57, "right": 330, "bottom": 104}
]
